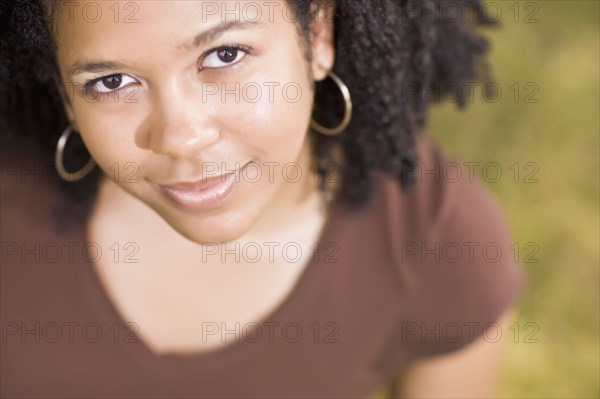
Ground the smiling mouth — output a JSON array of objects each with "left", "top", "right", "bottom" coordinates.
[{"left": 152, "top": 162, "right": 251, "bottom": 212}]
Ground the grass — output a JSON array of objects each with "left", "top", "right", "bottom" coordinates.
[{"left": 427, "top": 1, "right": 599, "bottom": 397}]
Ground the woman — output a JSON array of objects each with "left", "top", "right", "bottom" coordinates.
[{"left": 1, "top": 0, "right": 526, "bottom": 397}]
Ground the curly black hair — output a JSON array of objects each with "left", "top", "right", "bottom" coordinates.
[{"left": 0, "top": 0, "right": 498, "bottom": 229}]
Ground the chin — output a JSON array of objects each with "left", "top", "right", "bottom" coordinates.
[
  {"left": 141, "top": 177, "right": 278, "bottom": 246},
  {"left": 162, "top": 209, "right": 256, "bottom": 246},
  {"left": 178, "top": 226, "right": 249, "bottom": 246}
]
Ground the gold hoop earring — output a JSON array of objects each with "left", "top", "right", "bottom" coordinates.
[
  {"left": 311, "top": 71, "right": 353, "bottom": 136},
  {"left": 55, "top": 126, "right": 96, "bottom": 182}
]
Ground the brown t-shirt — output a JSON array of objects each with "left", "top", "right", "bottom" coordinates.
[{"left": 0, "top": 134, "right": 526, "bottom": 398}]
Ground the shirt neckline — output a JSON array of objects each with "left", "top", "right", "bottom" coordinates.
[{"left": 77, "top": 190, "right": 345, "bottom": 367}]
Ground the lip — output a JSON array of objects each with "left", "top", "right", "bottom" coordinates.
[{"left": 153, "top": 162, "right": 251, "bottom": 212}]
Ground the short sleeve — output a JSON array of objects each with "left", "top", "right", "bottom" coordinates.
[{"left": 372, "top": 135, "right": 528, "bottom": 370}]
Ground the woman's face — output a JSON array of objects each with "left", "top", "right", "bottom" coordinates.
[{"left": 52, "top": 0, "right": 335, "bottom": 244}]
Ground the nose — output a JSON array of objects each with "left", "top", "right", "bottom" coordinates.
[{"left": 147, "top": 84, "right": 220, "bottom": 159}]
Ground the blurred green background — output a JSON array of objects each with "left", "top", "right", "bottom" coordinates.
[{"left": 427, "top": 0, "right": 599, "bottom": 397}]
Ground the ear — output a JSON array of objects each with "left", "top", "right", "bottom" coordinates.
[
  {"left": 63, "top": 101, "right": 78, "bottom": 130},
  {"left": 58, "top": 83, "right": 80, "bottom": 131},
  {"left": 309, "top": 0, "right": 336, "bottom": 82}
]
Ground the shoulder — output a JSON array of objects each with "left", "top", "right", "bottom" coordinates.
[
  {"left": 1, "top": 144, "right": 60, "bottom": 231},
  {"left": 372, "top": 132, "right": 527, "bottom": 359},
  {"left": 374, "top": 132, "right": 516, "bottom": 251},
  {"left": 1, "top": 141, "right": 97, "bottom": 236}
]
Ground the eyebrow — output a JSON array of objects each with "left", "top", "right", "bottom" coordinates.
[
  {"left": 180, "top": 20, "right": 260, "bottom": 51},
  {"left": 67, "top": 20, "right": 261, "bottom": 78}
]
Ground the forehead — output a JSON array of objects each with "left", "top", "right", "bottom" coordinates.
[{"left": 51, "top": 0, "right": 296, "bottom": 56}]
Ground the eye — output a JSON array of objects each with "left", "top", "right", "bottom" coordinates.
[
  {"left": 85, "top": 74, "right": 137, "bottom": 94},
  {"left": 201, "top": 45, "right": 250, "bottom": 69}
]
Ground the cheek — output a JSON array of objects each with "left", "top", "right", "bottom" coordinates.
[
  {"left": 74, "top": 109, "right": 145, "bottom": 177},
  {"left": 214, "top": 74, "right": 314, "bottom": 160}
]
